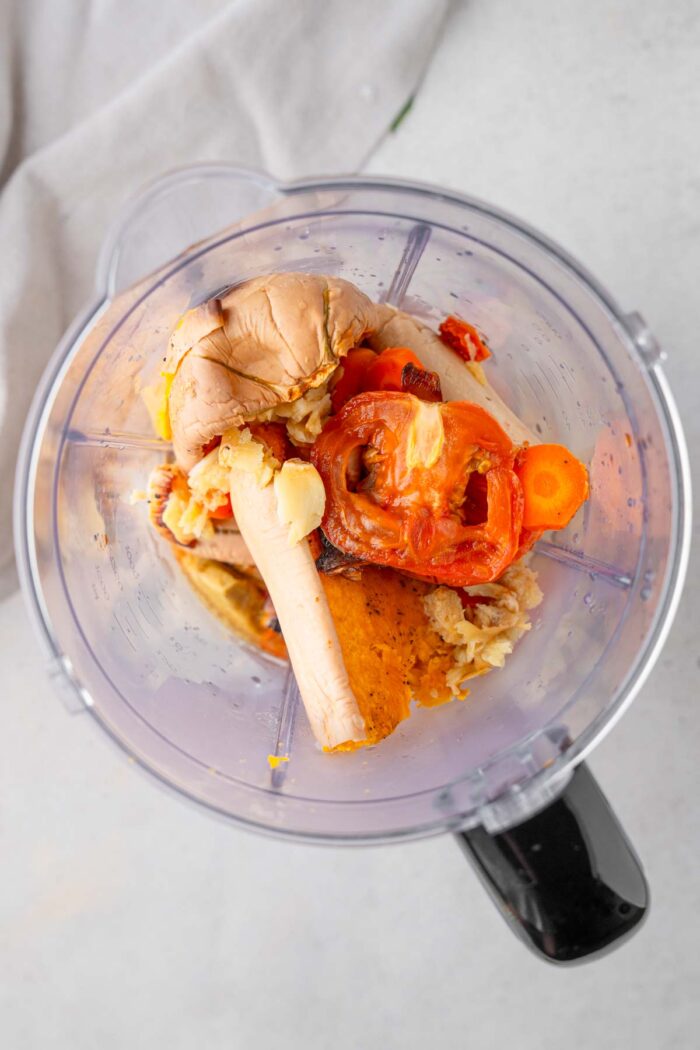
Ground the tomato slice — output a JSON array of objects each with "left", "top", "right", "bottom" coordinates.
[{"left": 312, "top": 392, "right": 524, "bottom": 586}]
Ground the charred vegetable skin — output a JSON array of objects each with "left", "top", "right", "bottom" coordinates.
[{"left": 312, "top": 392, "right": 526, "bottom": 587}]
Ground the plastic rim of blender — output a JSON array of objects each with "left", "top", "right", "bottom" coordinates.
[{"left": 13, "top": 166, "right": 692, "bottom": 844}]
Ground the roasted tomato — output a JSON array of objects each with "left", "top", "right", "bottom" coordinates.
[
  {"left": 512, "top": 526, "right": 544, "bottom": 562},
  {"left": 312, "top": 392, "right": 524, "bottom": 586}
]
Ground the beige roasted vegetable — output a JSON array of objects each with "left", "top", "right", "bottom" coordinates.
[
  {"left": 159, "top": 275, "right": 385, "bottom": 748},
  {"left": 165, "top": 273, "right": 385, "bottom": 470},
  {"left": 229, "top": 466, "right": 365, "bottom": 750},
  {"left": 423, "top": 563, "right": 543, "bottom": 694}
]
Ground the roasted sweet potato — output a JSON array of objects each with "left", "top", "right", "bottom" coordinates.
[{"left": 321, "top": 566, "right": 458, "bottom": 749}]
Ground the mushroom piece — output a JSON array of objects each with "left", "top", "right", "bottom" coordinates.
[
  {"left": 166, "top": 273, "right": 384, "bottom": 470},
  {"left": 229, "top": 467, "right": 366, "bottom": 750}
]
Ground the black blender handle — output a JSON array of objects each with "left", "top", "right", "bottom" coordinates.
[{"left": 455, "top": 763, "right": 648, "bottom": 963}]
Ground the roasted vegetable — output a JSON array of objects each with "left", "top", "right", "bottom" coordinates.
[
  {"left": 228, "top": 464, "right": 365, "bottom": 751},
  {"left": 175, "top": 550, "right": 287, "bottom": 660},
  {"left": 164, "top": 273, "right": 386, "bottom": 469},
  {"left": 312, "top": 392, "right": 524, "bottom": 586},
  {"left": 516, "top": 443, "right": 589, "bottom": 530},
  {"left": 143, "top": 273, "right": 590, "bottom": 756},
  {"left": 330, "top": 347, "right": 377, "bottom": 412},
  {"left": 439, "top": 315, "right": 491, "bottom": 362},
  {"left": 321, "top": 567, "right": 458, "bottom": 749}
]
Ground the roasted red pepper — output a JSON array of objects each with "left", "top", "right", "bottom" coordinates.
[
  {"left": 439, "top": 315, "right": 491, "bottom": 362},
  {"left": 332, "top": 345, "right": 442, "bottom": 411},
  {"left": 209, "top": 494, "right": 233, "bottom": 519},
  {"left": 361, "top": 346, "right": 424, "bottom": 392},
  {"left": 330, "top": 347, "right": 377, "bottom": 412},
  {"left": 312, "top": 392, "right": 524, "bottom": 586}
]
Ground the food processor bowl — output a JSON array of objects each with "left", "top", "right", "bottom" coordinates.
[{"left": 15, "top": 167, "right": 691, "bottom": 962}]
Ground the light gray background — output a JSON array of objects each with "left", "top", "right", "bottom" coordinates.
[{"left": 2, "top": 2, "right": 699, "bottom": 1047}]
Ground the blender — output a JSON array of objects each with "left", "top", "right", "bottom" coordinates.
[{"left": 14, "top": 166, "right": 691, "bottom": 963}]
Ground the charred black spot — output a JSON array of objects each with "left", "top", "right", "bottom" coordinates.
[{"left": 315, "top": 531, "right": 366, "bottom": 578}]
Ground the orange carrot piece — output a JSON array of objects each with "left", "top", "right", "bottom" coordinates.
[
  {"left": 439, "top": 316, "right": 491, "bottom": 362},
  {"left": 517, "top": 444, "right": 589, "bottom": 530}
]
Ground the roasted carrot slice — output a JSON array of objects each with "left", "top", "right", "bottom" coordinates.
[{"left": 517, "top": 443, "right": 589, "bottom": 530}]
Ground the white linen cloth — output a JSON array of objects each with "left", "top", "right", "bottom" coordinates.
[{"left": 0, "top": 0, "right": 449, "bottom": 595}]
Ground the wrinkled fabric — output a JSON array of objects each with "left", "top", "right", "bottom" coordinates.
[{"left": 0, "top": 0, "right": 449, "bottom": 595}]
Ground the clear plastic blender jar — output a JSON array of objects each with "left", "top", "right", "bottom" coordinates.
[{"left": 14, "top": 167, "right": 691, "bottom": 962}]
